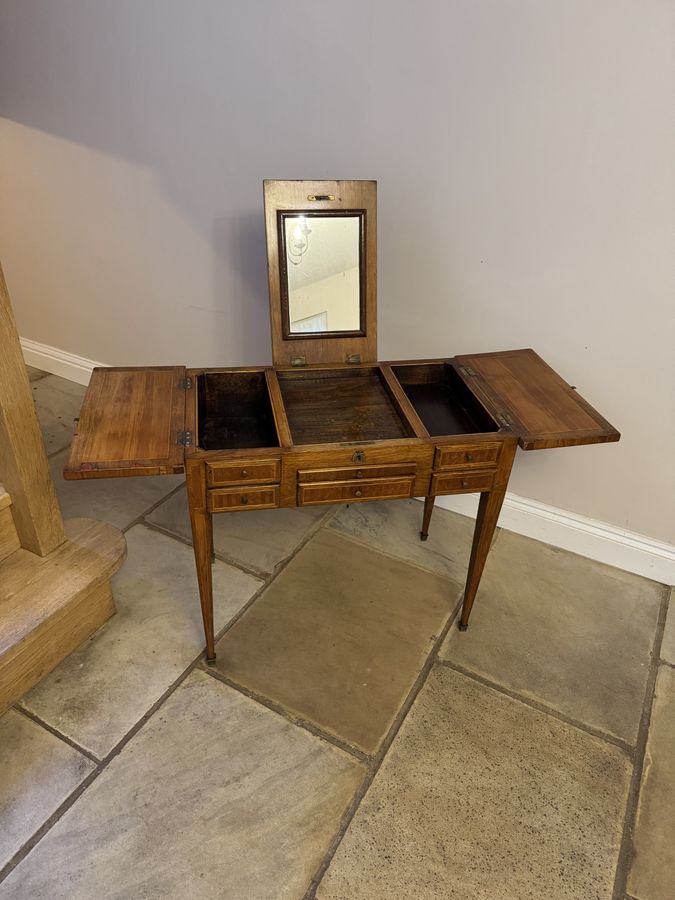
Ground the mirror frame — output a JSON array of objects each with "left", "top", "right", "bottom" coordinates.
[{"left": 264, "top": 180, "right": 377, "bottom": 367}]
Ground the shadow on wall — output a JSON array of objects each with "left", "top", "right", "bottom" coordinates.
[{"left": 0, "top": 2, "right": 376, "bottom": 363}]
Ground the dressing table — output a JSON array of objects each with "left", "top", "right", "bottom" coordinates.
[{"left": 64, "top": 180, "right": 619, "bottom": 661}]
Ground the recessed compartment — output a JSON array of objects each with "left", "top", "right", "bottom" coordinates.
[
  {"left": 278, "top": 367, "right": 413, "bottom": 445},
  {"left": 391, "top": 363, "right": 498, "bottom": 436},
  {"left": 198, "top": 371, "right": 280, "bottom": 450}
]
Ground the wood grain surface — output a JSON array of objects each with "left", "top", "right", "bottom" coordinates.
[{"left": 0, "top": 263, "right": 66, "bottom": 554}]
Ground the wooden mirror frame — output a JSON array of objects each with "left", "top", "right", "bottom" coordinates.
[{"left": 264, "top": 180, "right": 377, "bottom": 367}]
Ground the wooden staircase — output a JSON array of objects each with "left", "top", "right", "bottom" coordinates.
[
  {"left": 0, "top": 484, "right": 20, "bottom": 562},
  {"left": 0, "top": 264, "right": 126, "bottom": 714},
  {"left": 0, "top": 488, "right": 125, "bottom": 713}
]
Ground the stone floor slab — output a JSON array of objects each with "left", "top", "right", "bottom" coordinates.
[
  {"left": 214, "top": 529, "right": 458, "bottom": 754},
  {"left": 627, "top": 664, "right": 675, "bottom": 900},
  {"left": 318, "top": 666, "right": 631, "bottom": 900},
  {"left": 148, "top": 488, "right": 328, "bottom": 575},
  {"left": 440, "top": 531, "right": 663, "bottom": 744},
  {"left": 50, "top": 448, "right": 184, "bottom": 530},
  {"left": 660, "top": 587, "right": 675, "bottom": 664},
  {"left": 1, "top": 670, "right": 364, "bottom": 900},
  {"left": 328, "top": 499, "right": 477, "bottom": 584},
  {"left": 31, "top": 374, "right": 86, "bottom": 456},
  {"left": 0, "top": 710, "right": 94, "bottom": 870},
  {"left": 21, "top": 525, "right": 261, "bottom": 758}
]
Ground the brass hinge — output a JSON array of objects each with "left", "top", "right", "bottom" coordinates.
[
  {"left": 458, "top": 365, "right": 477, "bottom": 377},
  {"left": 346, "top": 353, "right": 361, "bottom": 364},
  {"left": 496, "top": 412, "right": 515, "bottom": 429},
  {"left": 180, "top": 376, "right": 193, "bottom": 389},
  {"left": 177, "top": 430, "right": 193, "bottom": 446},
  {"left": 291, "top": 356, "right": 307, "bottom": 367}
]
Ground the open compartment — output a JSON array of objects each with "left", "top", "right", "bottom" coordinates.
[
  {"left": 198, "top": 371, "right": 279, "bottom": 450},
  {"left": 277, "top": 366, "right": 414, "bottom": 445},
  {"left": 391, "top": 363, "right": 498, "bottom": 436}
]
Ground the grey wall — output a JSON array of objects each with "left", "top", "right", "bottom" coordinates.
[{"left": 1, "top": 1, "right": 673, "bottom": 543}]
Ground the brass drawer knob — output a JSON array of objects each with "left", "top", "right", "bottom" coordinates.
[
  {"left": 241, "top": 495, "right": 249, "bottom": 505},
  {"left": 461, "top": 480, "right": 469, "bottom": 488},
  {"left": 354, "top": 489, "right": 363, "bottom": 497},
  {"left": 356, "top": 469, "right": 364, "bottom": 478},
  {"left": 241, "top": 469, "right": 249, "bottom": 478},
  {"left": 465, "top": 452, "right": 474, "bottom": 462}
]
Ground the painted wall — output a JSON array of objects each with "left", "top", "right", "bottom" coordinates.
[{"left": 0, "top": 1, "right": 673, "bottom": 543}]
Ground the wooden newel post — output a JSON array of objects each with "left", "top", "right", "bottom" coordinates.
[{"left": 0, "top": 263, "right": 66, "bottom": 555}]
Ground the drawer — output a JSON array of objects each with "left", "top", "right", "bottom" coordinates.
[
  {"left": 297, "top": 462, "right": 416, "bottom": 484},
  {"left": 430, "top": 471, "right": 494, "bottom": 495},
  {"left": 298, "top": 476, "right": 415, "bottom": 507},
  {"left": 206, "top": 458, "right": 280, "bottom": 487},
  {"left": 434, "top": 442, "right": 501, "bottom": 470},
  {"left": 208, "top": 484, "right": 279, "bottom": 512}
]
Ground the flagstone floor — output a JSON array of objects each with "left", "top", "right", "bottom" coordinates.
[{"left": 0, "top": 367, "right": 672, "bottom": 899}]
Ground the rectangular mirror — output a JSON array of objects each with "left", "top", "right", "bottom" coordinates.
[
  {"left": 280, "top": 212, "right": 365, "bottom": 337},
  {"left": 264, "top": 180, "right": 377, "bottom": 367}
]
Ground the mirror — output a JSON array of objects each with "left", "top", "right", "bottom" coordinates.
[{"left": 280, "top": 212, "right": 365, "bottom": 337}]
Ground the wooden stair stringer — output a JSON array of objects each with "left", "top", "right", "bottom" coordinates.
[
  {"left": 0, "top": 484, "right": 20, "bottom": 563},
  {"left": 0, "top": 516, "right": 127, "bottom": 714}
]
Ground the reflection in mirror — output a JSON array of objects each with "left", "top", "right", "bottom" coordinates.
[{"left": 283, "top": 214, "right": 362, "bottom": 334}]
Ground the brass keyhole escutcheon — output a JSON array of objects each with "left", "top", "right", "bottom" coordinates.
[
  {"left": 241, "top": 469, "right": 249, "bottom": 478},
  {"left": 352, "top": 450, "right": 365, "bottom": 463},
  {"left": 241, "top": 496, "right": 249, "bottom": 505}
]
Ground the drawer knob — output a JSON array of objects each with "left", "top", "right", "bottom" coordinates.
[
  {"left": 354, "top": 489, "right": 363, "bottom": 497},
  {"left": 241, "top": 469, "right": 249, "bottom": 478},
  {"left": 356, "top": 469, "right": 364, "bottom": 478},
  {"left": 465, "top": 452, "right": 474, "bottom": 462},
  {"left": 241, "top": 495, "right": 249, "bottom": 505},
  {"left": 461, "top": 480, "right": 469, "bottom": 488}
]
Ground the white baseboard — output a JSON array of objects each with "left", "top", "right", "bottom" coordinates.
[
  {"left": 21, "top": 337, "right": 105, "bottom": 386},
  {"left": 435, "top": 493, "right": 675, "bottom": 586},
  {"left": 20, "top": 337, "right": 675, "bottom": 586}
]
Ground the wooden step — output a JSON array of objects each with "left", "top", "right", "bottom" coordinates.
[
  {"left": 0, "top": 484, "right": 20, "bottom": 563},
  {"left": 0, "top": 517, "right": 126, "bottom": 714}
]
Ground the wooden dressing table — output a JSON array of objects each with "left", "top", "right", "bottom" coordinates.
[{"left": 64, "top": 181, "right": 619, "bottom": 661}]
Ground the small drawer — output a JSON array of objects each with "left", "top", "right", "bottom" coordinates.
[
  {"left": 208, "top": 485, "right": 279, "bottom": 512},
  {"left": 297, "top": 462, "right": 417, "bottom": 484},
  {"left": 434, "top": 443, "right": 500, "bottom": 470},
  {"left": 206, "top": 458, "right": 280, "bottom": 487},
  {"left": 431, "top": 471, "right": 494, "bottom": 495},
  {"left": 298, "top": 476, "right": 415, "bottom": 507}
]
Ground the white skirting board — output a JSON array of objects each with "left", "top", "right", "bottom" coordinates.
[
  {"left": 21, "top": 337, "right": 106, "bottom": 386},
  {"left": 22, "top": 336, "right": 675, "bottom": 586},
  {"left": 435, "top": 493, "right": 675, "bottom": 586}
]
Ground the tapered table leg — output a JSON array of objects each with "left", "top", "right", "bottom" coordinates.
[
  {"left": 458, "top": 487, "right": 506, "bottom": 630},
  {"left": 420, "top": 494, "right": 435, "bottom": 541},
  {"left": 186, "top": 462, "right": 216, "bottom": 662},
  {"left": 458, "top": 438, "right": 517, "bottom": 630}
]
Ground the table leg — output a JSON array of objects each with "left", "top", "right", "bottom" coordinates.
[
  {"left": 420, "top": 494, "right": 435, "bottom": 541},
  {"left": 458, "top": 486, "right": 506, "bottom": 630},
  {"left": 186, "top": 462, "right": 216, "bottom": 662}
]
